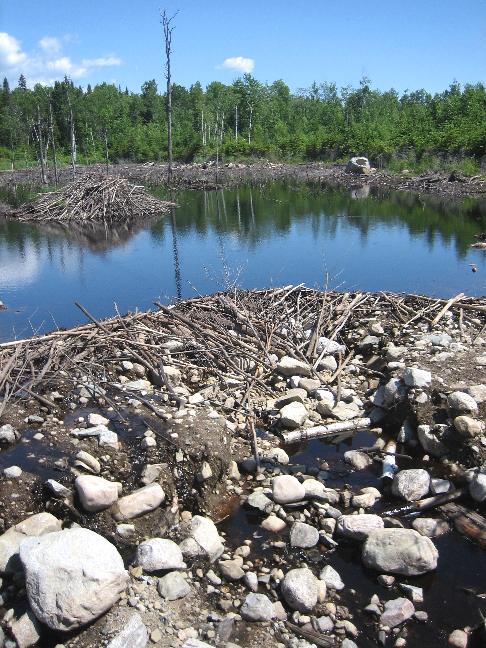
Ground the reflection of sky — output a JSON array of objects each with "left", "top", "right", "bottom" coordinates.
[{"left": 0, "top": 188, "right": 485, "bottom": 341}]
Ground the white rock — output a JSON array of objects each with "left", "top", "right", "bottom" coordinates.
[
  {"left": 240, "top": 593, "right": 276, "bottom": 621},
  {"left": 316, "top": 356, "right": 338, "bottom": 372},
  {"left": 276, "top": 356, "right": 311, "bottom": 377},
  {"left": 272, "top": 475, "right": 305, "bottom": 504},
  {"left": 281, "top": 568, "right": 319, "bottom": 612},
  {"left": 380, "top": 597, "right": 415, "bottom": 628},
  {"left": 20, "top": 528, "right": 128, "bottom": 630},
  {"left": 344, "top": 450, "right": 373, "bottom": 470},
  {"left": 136, "top": 538, "right": 185, "bottom": 572},
  {"left": 362, "top": 528, "right": 438, "bottom": 576},
  {"left": 319, "top": 565, "right": 344, "bottom": 590},
  {"left": 88, "top": 413, "right": 110, "bottom": 426},
  {"left": 4, "top": 465, "right": 22, "bottom": 478},
  {"left": 179, "top": 515, "right": 224, "bottom": 562},
  {"left": 280, "top": 402, "right": 308, "bottom": 429},
  {"left": 336, "top": 514, "right": 384, "bottom": 540},
  {"left": 261, "top": 516, "right": 286, "bottom": 533},
  {"left": 75, "top": 450, "right": 101, "bottom": 474},
  {"left": 0, "top": 424, "right": 19, "bottom": 443},
  {"left": 157, "top": 571, "right": 190, "bottom": 600},
  {"left": 466, "top": 384, "right": 486, "bottom": 404},
  {"left": 448, "top": 391, "right": 478, "bottom": 413},
  {"left": 316, "top": 337, "right": 346, "bottom": 355},
  {"left": 75, "top": 475, "right": 119, "bottom": 512},
  {"left": 417, "top": 425, "right": 447, "bottom": 457},
  {"left": 290, "top": 522, "right": 319, "bottom": 548},
  {"left": 9, "top": 609, "right": 42, "bottom": 648},
  {"left": 392, "top": 469, "right": 430, "bottom": 501},
  {"left": 106, "top": 610, "right": 148, "bottom": 648},
  {"left": 469, "top": 472, "right": 486, "bottom": 502},
  {"left": 403, "top": 367, "right": 432, "bottom": 388},
  {"left": 112, "top": 483, "right": 165, "bottom": 521}
]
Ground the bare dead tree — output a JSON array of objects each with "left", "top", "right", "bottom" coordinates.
[
  {"left": 66, "top": 91, "right": 77, "bottom": 180},
  {"left": 235, "top": 105, "right": 238, "bottom": 140},
  {"left": 162, "top": 9, "right": 178, "bottom": 183},
  {"left": 48, "top": 98, "right": 58, "bottom": 186},
  {"left": 33, "top": 105, "right": 48, "bottom": 185}
]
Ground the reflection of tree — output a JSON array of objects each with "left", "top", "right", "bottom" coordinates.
[{"left": 170, "top": 207, "right": 182, "bottom": 300}]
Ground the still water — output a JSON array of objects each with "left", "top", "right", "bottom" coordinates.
[{"left": 0, "top": 182, "right": 485, "bottom": 341}]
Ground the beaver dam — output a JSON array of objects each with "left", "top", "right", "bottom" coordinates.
[
  {"left": 11, "top": 174, "right": 175, "bottom": 225},
  {"left": 0, "top": 286, "right": 486, "bottom": 647}
]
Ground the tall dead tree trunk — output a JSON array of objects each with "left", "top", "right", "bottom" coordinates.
[
  {"left": 35, "top": 105, "right": 48, "bottom": 185},
  {"left": 66, "top": 93, "right": 76, "bottom": 180},
  {"left": 248, "top": 103, "right": 253, "bottom": 144},
  {"left": 162, "top": 10, "right": 177, "bottom": 184},
  {"left": 235, "top": 105, "right": 238, "bottom": 140},
  {"left": 48, "top": 100, "right": 58, "bottom": 186}
]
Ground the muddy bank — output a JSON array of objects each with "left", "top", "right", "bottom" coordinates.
[
  {"left": 1, "top": 161, "right": 485, "bottom": 203},
  {"left": 0, "top": 287, "right": 486, "bottom": 647}
]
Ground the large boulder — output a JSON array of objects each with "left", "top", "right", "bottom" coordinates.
[
  {"left": 75, "top": 475, "right": 119, "bottom": 512},
  {"left": 240, "top": 593, "right": 276, "bottom": 621},
  {"left": 179, "top": 515, "right": 224, "bottom": 562},
  {"left": 157, "top": 572, "right": 191, "bottom": 600},
  {"left": 346, "top": 156, "right": 371, "bottom": 174},
  {"left": 112, "top": 483, "right": 165, "bottom": 521},
  {"left": 272, "top": 475, "right": 305, "bottom": 504},
  {"left": 281, "top": 568, "right": 319, "bottom": 612},
  {"left": 362, "top": 528, "right": 438, "bottom": 576},
  {"left": 280, "top": 402, "right": 308, "bottom": 429},
  {"left": 0, "top": 512, "right": 62, "bottom": 574},
  {"left": 20, "top": 528, "right": 128, "bottom": 631},
  {"left": 336, "top": 514, "right": 384, "bottom": 540}
]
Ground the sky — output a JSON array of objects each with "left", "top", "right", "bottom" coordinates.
[{"left": 1, "top": 0, "right": 485, "bottom": 94}]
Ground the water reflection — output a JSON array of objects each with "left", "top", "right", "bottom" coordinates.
[{"left": 0, "top": 182, "right": 485, "bottom": 341}]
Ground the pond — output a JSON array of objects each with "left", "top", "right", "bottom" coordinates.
[{"left": 1, "top": 181, "right": 485, "bottom": 342}]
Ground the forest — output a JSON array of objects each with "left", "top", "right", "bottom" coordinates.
[{"left": 1, "top": 73, "right": 485, "bottom": 173}]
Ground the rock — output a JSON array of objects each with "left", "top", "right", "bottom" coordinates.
[
  {"left": 197, "top": 461, "right": 213, "bottom": 482},
  {"left": 336, "top": 514, "right": 384, "bottom": 540},
  {"left": 140, "top": 463, "right": 164, "bottom": 485},
  {"left": 247, "top": 490, "right": 274, "bottom": 513},
  {"left": 0, "top": 512, "right": 62, "bottom": 574},
  {"left": 372, "top": 378, "right": 405, "bottom": 409},
  {"left": 403, "top": 367, "right": 432, "bottom": 388},
  {"left": 261, "top": 447, "right": 290, "bottom": 465},
  {"left": 157, "top": 571, "right": 190, "bottom": 600},
  {"left": 430, "top": 478, "right": 453, "bottom": 494},
  {"left": 344, "top": 450, "right": 372, "bottom": 470},
  {"left": 180, "top": 515, "right": 224, "bottom": 562},
  {"left": 280, "top": 402, "right": 308, "bottom": 429},
  {"left": 75, "top": 450, "right": 101, "bottom": 474},
  {"left": 352, "top": 492, "right": 377, "bottom": 509},
  {"left": 162, "top": 365, "right": 181, "bottom": 387},
  {"left": 4, "top": 465, "right": 22, "bottom": 478},
  {"left": 299, "top": 378, "right": 321, "bottom": 394},
  {"left": 0, "top": 424, "right": 19, "bottom": 443},
  {"left": 243, "top": 571, "right": 258, "bottom": 591},
  {"left": 272, "top": 475, "right": 305, "bottom": 504},
  {"left": 275, "top": 389, "right": 307, "bottom": 409},
  {"left": 448, "top": 629, "right": 468, "bottom": 648},
  {"left": 261, "top": 516, "right": 286, "bottom": 533},
  {"left": 228, "top": 461, "right": 241, "bottom": 480},
  {"left": 312, "top": 615, "right": 334, "bottom": 632},
  {"left": 392, "top": 469, "right": 430, "bottom": 501},
  {"left": 124, "top": 379, "right": 152, "bottom": 392},
  {"left": 380, "top": 597, "right": 415, "bottom": 628},
  {"left": 45, "top": 479, "right": 71, "bottom": 499},
  {"left": 75, "top": 475, "right": 119, "bottom": 512},
  {"left": 9, "top": 609, "right": 42, "bottom": 648},
  {"left": 346, "top": 156, "right": 371, "bottom": 174},
  {"left": 454, "top": 416, "right": 484, "bottom": 438},
  {"left": 417, "top": 424, "right": 448, "bottom": 457},
  {"left": 281, "top": 568, "right": 319, "bottom": 612},
  {"left": 469, "top": 472, "right": 486, "bottom": 502},
  {"left": 316, "top": 356, "right": 338, "bottom": 372},
  {"left": 341, "top": 641, "right": 358, "bottom": 648},
  {"left": 290, "top": 522, "right": 319, "bottom": 548},
  {"left": 316, "top": 337, "right": 345, "bottom": 355},
  {"left": 20, "top": 528, "right": 128, "bottom": 630},
  {"left": 240, "top": 593, "right": 276, "bottom": 621},
  {"left": 412, "top": 517, "right": 449, "bottom": 537},
  {"left": 88, "top": 412, "right": 109, "bottom": 426},
  {"left": 136, "top": 538, "right": 185, "bottom": 572},
  {"left": 362, "top": 528, "right": 438, "bottom": 576},
  {"left": 302, "top": 478, "right": 327, "bottom": 500},
  {"left": 112, "top": 483, "right": 165, "bottom": 521},
  {"left": 466, "top": 384, "right": 486, "bottom": 404},
  {"left": 448, "top": 391, "right": 478, "bottom": 413},
  {"left": 426, "top": 332, "right": 452, "bottom": 347},
  {"left": 219, "top": 558, "right": 245, "bottom": 580},
  {"left": 276, "top": 356, "right": 311, "bottom": 377},
  {"left": 105, "top": 610, "right": 148, "bottom": 648},
  {"left": 319, "top": 565, "right": 344, "bottom": 590},
  {"left": 330, "top": 401, "right": 361, "bottom": 421},
  {"left": 398, "top": 583, "right": 424, "bottom": 604}
]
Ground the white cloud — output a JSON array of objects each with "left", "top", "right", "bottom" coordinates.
[
  {"left": 221, "top": 56, "right": 254, "bottom": 74},
  {"left": 81, "top": 56, "right": 121, "bottom": 67},
  {"left": 0, "top": 32, "right": 122, "bottom": 86}
]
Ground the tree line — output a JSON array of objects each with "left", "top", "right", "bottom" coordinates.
[{"left": 1, "top": 73, "right": 485, "bottom": 175}]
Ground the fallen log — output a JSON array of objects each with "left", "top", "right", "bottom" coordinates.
[
  {"left": 383, "top": 489, "right": 465, "bottom": 517},
  {"left": 441, "top": 502, "right": 486, "bottom": 549},
  {"left": 281, "top": 417, "right": 371, "bottom": 444}
]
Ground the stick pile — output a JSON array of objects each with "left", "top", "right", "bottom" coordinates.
[
  {"left": 13, "top": 174, "right": 174, "bottom": 225},
  {"left": 0, "top": 287, "right": 485, "bottom": 420}
]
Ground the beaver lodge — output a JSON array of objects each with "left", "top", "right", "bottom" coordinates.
[{"left": 12, "top": 174, "right": 175, "bottom": 225}]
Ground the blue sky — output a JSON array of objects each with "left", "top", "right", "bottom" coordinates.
[{"left": 1, "top": 0, "right": 485, "bottom": 93}]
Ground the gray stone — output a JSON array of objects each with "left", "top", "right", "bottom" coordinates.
[
  {"left": 272, "top": 475, "right": 305, "bottom": 504},
  {"left": 392, "top": 469, "right": 430, "bottom": 501},
  {"left": 469, "top": 472, "right": 486, "bottom": 502},
  {"left": 275, "top": 389, "right": 307, "bottom": 409},
  {"left": 454, "top": 416, "right": 484, "bottom": 438},
  {"left": 4, "top": 465, "right": 22, "bottom": 478},
  {"left": 290, "top": 522, "right": 319, "bottom": 548},
  {"left": 302, "top": 478, "right": 327, "bottom": 500},
  {"left": 219, "top": 558, "right": 245, "bottom": 580},
  {"left": 312, "top": 616, "right": 334, "bottom": 632},
  {"left": 240, "top": 593, "right": 276, "bottom": 621},
  {"left": 261, "top": 447, "right": 290, "bottom": 465},
  {"left": 448, "top": 391, "right": 478, "bottom": 413},
  {"left": 466, "top": 384, "right": 486, "bottom": 404},
  {"left": 75, "top": 475, "right": 119, "bottom": 512},
  {"left": 45, "top": 479, "right": 71, "bottom": 499},
  {"left": 0, "top": 512, "right": 62, "bottom": 574},
  {"left": 417, "top": 425, "right": 448, "bottom": 457},
  {"left": 105, "top": 610, "right": 148, "bottom": 648},
  {"left": 280, "top": 402, "right": 308, "bottom": 429},
  {"left": 380, "top": 597, "right": 415, "bottom": 628},
  {"left": 346, "top": 156, "right": 371, "bottom": 173},
  {"left": 247, "top": 490, "right": 274, "bottom": 513},
  {"left": 112, "top": 483, "right": 165, "bottom": 521},
  {"left": 319, "top": 565, "right": 344, "bottom": 590},
  {"left": 316, "top": 337, "right": 345, "bottom": 355},
  {"left": 276, "top": 356, "right": 311, "bottom": 377},
  {"left": 243, "top": 571, "right": 259, "bottom": 591},
  {"left": 157, "top": 571, "right": 190, "bottom": 600},
  {"left": 75, "top": 450, "right": 101, "bottom": 474},
  {"left": 299, "top": 378, "right": 321, "bottom": 394},
  {"left": 162, "top": 365, "right": 181, "bottom": 387},
  {"left": 372, "top": 378, "right": 405, "bottom": 409},
  {"left": 180, "top": 515, "right": 224, "bottom": 562},
  {"left": 0, "top": 424, "right": 19, "bottom": 444},
  {"left": 336, "top": 514, "right": 384, "bottom": 540},
  {"left": 140, "top": 463, "right": 164, "bottom": 485},
  {"left": 399, "top": 583, "right": 424, "bottom": 604},
  {"left": 316, "top": 356, "right": 338, "bottom": 372},
  {"left": 261, "top": 515, "right": 286, "bottom": 533},
  {"left": 136, "top": 538, "right": 185, "bottom": 572},
  {"left": 430, "top": 478, "right": 452, "bottom": 495},
  {"left": 412, "top": 517, "right": 449, "bottom": 537},
  {"left": 9, "top": 609, "right": 42, "bottom": 648},
  {"left": 403, "top": 367, "right": 432, "bottom": 388},
  {"left": 281, "top": 568, "right": 319, "bottom": 612},
  {"left": 20, "top": 528, "right": 128, "bottom": 630},
  {"left": 362, "top": 528, "right": 438, "bottom": 576},
  {"left": 344, "top": 450, "right": 373, "bottom": 470},
  {"left": 448, "top": 629, "right": 469, "bottom": 648},
  {"left": 330, "top": 401, "right": 361, "bottom": 421}
]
